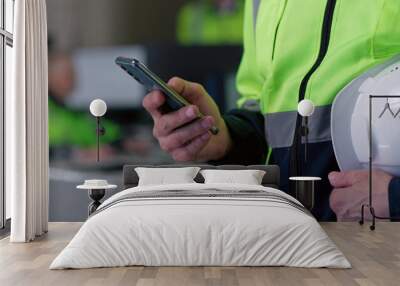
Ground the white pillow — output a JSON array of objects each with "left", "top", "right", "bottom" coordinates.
[
  {"left": 200, "top": 169, "right": 266, "bottom": 185},
  {"left": 135, "top": 167, "right": 201, "bottom": 186}
]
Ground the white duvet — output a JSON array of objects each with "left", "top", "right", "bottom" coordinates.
[{"left": 50, "top": 183, "right": 351, "bottom": 269}]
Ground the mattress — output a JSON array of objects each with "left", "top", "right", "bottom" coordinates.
[{"left": 50, "top": 183, "right": 351, "bottom": 269}]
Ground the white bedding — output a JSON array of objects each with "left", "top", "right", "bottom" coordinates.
[{"left": 50, "top": 183, "right": 350, "bottom": 269}]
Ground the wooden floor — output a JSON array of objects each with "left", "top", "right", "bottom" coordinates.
[{"left": 0, "top": 222, "right": 399, "bottom": 286}]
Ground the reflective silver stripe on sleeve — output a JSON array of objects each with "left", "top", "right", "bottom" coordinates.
[
  {"left": 253, "top": 0, "right": 261, "bottom": 30},
  {"left": 242, "top": 99, "right": 260, "bottom": 111},
  {"left": 265, "top": 111, "right": 297, "bottom": 148},
  {"left": 264, "top": 105, "right": 332, "bottom": 148}
]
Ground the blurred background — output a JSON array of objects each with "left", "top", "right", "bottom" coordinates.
[{"left": 47, "top": 0, "right": 244, "bottom": 221}]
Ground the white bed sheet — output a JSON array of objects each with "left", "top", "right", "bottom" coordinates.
[{"left": 50, "top": 183, "right": 350, "bottom": 269}]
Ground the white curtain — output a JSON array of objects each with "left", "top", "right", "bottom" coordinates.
[{"left": 6, "top": 0, "right": 49, "bottom": 242}]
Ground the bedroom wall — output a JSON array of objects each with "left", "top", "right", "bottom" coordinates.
[
  {"left": 47, "top": 0, "right": 186, "bottom": 50},
  {"left": 47, "top": 0, "right": 243, "bottom": 222},
  {"left": 47, "top": 0, "right": 185, "bottom": 221}
]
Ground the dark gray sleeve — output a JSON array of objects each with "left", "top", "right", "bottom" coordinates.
[{"left": 210, "top": 109, "right": 268, "bottom": 165}]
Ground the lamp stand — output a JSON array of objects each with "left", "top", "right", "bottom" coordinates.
[{"left": 96, "top": 117, "right": 106, "bottom": 162}]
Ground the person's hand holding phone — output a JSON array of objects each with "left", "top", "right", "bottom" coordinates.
[{"left": 143, "top": 77, "right": 232, "bottom": 162}]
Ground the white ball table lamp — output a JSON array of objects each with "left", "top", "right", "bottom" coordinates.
[
  {"left": 290, "top": 99, "right": 321, "bottom": 211},
  {"left": 89, "top": 99, "right": 107, "bottom": 162}
]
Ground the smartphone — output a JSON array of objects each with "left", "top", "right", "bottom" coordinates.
[{"left": 115, "top": 57, "right": 219, "bottom": 135}]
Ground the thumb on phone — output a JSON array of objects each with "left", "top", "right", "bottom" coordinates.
[{"left": 168, "top": 77, "right": 206, "bottom": 105}]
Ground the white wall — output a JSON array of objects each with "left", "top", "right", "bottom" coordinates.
[{"left": 47, "top": 0, "right": 186, "bottom": 51}]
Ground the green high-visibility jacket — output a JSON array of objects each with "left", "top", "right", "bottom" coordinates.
[
  {"left": 177, "top": 0, "right": 244, "bottom": 45},
  {"left": 221, "top": 0, "right": 400, "bottom": 220},
  {"left": 237, "top": 0, "right": 400, "bottom": 147}
]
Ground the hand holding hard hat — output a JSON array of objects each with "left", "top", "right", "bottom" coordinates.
[{"left": 329, "top": 55, "right": 400, "bottom": 220}]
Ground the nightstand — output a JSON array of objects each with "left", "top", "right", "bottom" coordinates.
[{"left": 77, "top": 180, "right": 117, "bottom": 216}]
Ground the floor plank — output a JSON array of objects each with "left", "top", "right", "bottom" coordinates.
[{"left": 0, "top": 222, "right": 399, "bottom": 286}]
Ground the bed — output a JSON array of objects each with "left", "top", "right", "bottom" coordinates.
[{"left": 50, "top": 164, "right": 350, "bottom": 269}]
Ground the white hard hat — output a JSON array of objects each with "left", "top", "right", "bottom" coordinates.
[{"left": 331, "top": 54, "right": 400, "bottom": 176}]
